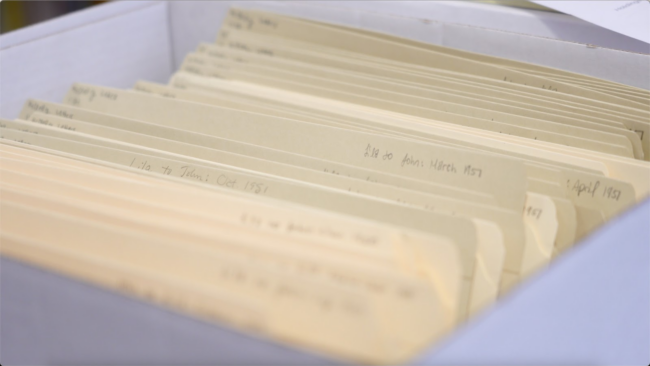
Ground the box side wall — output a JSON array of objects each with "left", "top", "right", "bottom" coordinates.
[
  {"left": 0, "top": 1, "right": 163, "bottom": 49},
  {"left": 0, "top": 2, "right": 173, "bottom": 119},
  {"left": 0, "top": 257, "right": 340, "bottom": 365},
  {"left": 418, "top": 198, "right": 650, "bottom": 365},
  {"left": 311, "top": 1, "right": 650, "bottom": 55},
  {"left": 0, "top": 2, "right": 648, "bottom": 364}
]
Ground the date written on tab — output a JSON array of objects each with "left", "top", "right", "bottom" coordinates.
[
  {"left": 569, "top": 179, "right": 621, "bottom": 201},
  {"left": 524, "top": 206, "right": 542, "bottom": 220},
  {"left": 463, "top": 164, "right": 482, "bottom": 178}
]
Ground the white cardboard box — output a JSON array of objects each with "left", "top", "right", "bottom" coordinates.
[{"left": 1, "top": 2, "right": 648, "bottom": 364}]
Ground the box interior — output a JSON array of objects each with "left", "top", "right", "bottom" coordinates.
[
  {"left": 2, "top": 1, "right": 649, "bottom": 121},
  {"left": 0, "top": 2, "right": 648, "bottom": 364}
]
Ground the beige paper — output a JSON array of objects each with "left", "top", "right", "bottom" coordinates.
[
  {"left": 61, "top": 84, "right": 529, "bottom": 212},
  {"left": 0, "top": 129, "right": 490, "bottom": 318},
  {"left": 221, "top": 9, "right": 649, "bottom": 114}
]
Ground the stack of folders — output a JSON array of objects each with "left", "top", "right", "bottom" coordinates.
[{"left": 1, "top": 7, "right": 649, "bottom": 364}]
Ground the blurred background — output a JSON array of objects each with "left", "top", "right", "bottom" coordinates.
[
  {"left": 1, "top": 1, "right": 108, "bottom": 34},
  {"left": 0, "top": 1, "right": 555, "bottom": 35}
]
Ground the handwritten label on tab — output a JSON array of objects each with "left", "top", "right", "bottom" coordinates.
[
  {"left": 401, "top": 153, "right": 424, "bottom": 168},
  {"left": 30, "top": 116, "right": 76, "bottom": 131},
  {"left": 363, "top": 144, "right": 483, "bottom": 178},
  {"left": 362, "top": 143, "right": 483, "bottom": 179},
  {"left": 524, "top": 205, "right": 543, "bottom": 220},
  {"left": 67, "top": 85, "right": 118, "bottom": 106},
  {"left": 228, "top": 9, "right": 255, "bottom": 30},
  {"left": 239, "top": 212, "right": 381, "bottom": 249},
  {"left": 568, "top": 178, "right": 621, "bottom": 202},
  {"left": 126, "top": 156, "right": 272, "bottom": 197},
  {"left": 564, "top": 171, "right": 635, "bottom": 218},
  {"left": 22, "top": 100, "right": 75, "bottom": 120}
]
